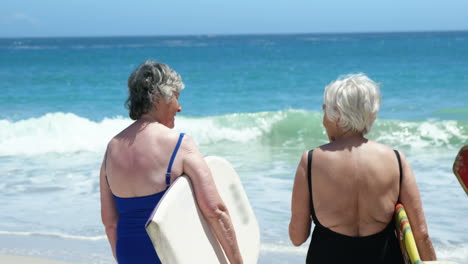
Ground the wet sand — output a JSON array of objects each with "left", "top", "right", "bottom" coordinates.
[{"left": 0, "top": 255, "right": 77, "bottom": 264}]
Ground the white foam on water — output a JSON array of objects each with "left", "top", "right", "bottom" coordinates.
[
  {"left": 1, "top": 111, "right": 466, "bottom": 158},
  {"left": 0, "top": 111, "right": 287, "bottom": 156},
  {"left": 0, "top": 231, "right": 106, "bottom": 241},
  {"left": 10, "top": 45, "right": 59, "bottom": 50},
  {"left": 0, "top": 113, "right": 131, "bottom": 156},
  {"left": 260, "top": 241, "right": 468, "bottom": 263},
  {"left": 176, "top": 116, "right": 264, "bottom": 144},
  {"left": 436, "top": 243, "right": 468, "bottom": 264},
  {"left": 373, "top": 119, "right": 467, "bottom": 152},
  {"left": 260, "top": 242, "right": 308, "bottom": 255}
]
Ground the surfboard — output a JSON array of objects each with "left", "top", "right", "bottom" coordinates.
[
  {"left": 395, "top": 204, "right": 458, "bottom": 264},
  {"left": 145, "top": 156, "right": 260, "bottom": 264},
  {"left": 395, "top": 203, "right": 421, "bottom": 264},
  {"left": 453, "top": 145, "right": 468, "bottom": 195}
]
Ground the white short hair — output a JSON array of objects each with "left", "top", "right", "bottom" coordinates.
[{"left": 323, "top": 73, "right": 381, "bottom": 135}]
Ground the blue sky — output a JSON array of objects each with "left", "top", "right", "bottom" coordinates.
[{"left": 1, "top": 0, "right": 468, "bottom": 37}]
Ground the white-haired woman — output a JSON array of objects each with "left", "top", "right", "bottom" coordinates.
[
  {"left": 289, "top": 74, "right": 436, "bottom": 263},
  {"left": 100, "top": 60, "right": 243, "bottom": 264}
]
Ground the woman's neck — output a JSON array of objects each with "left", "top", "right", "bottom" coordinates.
[
  {"left": 331, "top": 130, "right": 364, "bottom": 142},
  {"left": 139, "top": 112, "right": 162, "bottom": 123}
]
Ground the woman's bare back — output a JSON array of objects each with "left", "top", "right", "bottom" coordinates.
[
  {"left": 105, "top": 121, "right": 185, "bottom": 197},
  {"left": 312, "top": 138, "right": 401, "bottom": 236}
]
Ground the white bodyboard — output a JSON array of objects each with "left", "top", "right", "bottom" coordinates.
[{"left": 146, "top": 156, "right": 260, "bottom": 263}]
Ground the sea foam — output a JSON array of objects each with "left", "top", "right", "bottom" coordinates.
[
  {"left": 0, "top": 113, "right": 130, "bottom": 156},
  {"left": 0, "top": 231, "right": 106, "bottom": 241},
  {"left": 1, "top": 111, "right": 466, "bottom": 156}
]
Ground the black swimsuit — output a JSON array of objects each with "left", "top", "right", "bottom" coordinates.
[{"left": 306, "top": 149, "right": 405, "bottom": 264}]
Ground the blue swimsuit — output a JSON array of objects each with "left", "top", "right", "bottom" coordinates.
[{"left": 108, "top": 133, "right": 185, "bottom": 264}]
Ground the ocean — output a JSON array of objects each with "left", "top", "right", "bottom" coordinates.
[{"left": 0, "top": 31, "right": 467, "bottom": 263}]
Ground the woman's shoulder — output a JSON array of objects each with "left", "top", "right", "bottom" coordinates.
[
  {"left": 177, "top": 133, "right": 199, "bottom": 151},
  {"left": 314, "top": 140, "right": 398, "bottom": 159},
  {"left": 366, "top": 140, "right": 395, "bottom": 152}
]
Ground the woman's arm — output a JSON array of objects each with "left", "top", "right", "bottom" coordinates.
[
  {"left": 181, "top": 135, "right": 243, "bottom": 264},
  {"left": 289, "top": 151, "right": 312, "bottom": 246},
  {"left": 99, "top": 149, "right": 119, "bottom": 261},
  {"left": 398, "top": 151, "right": 436, "bottom": 261}
]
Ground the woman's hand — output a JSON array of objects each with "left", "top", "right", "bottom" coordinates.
[{"left": 398, "top": 151, "right": 437, "bottom": 261}]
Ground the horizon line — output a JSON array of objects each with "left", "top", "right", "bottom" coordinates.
[{"left": 1, "top": 29, "right": 467, "bottom": 39}]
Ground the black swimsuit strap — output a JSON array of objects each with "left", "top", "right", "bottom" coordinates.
[
  {"left": 307, "top": 149, "right": 320, "bottom": 225},
  {"left": 393, "top": 149, "right": 403, "bottom": 201}
]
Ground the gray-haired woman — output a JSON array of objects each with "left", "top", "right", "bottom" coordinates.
[
  {"left": 289, "top": 74, "right": 436, "bottom": 263},
  {"left": 100, "top": 60, "right": 243, "bottom": 264}
]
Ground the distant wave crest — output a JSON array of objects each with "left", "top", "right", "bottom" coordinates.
[{"left": 3, "top": 40, "right": 208, "bottom": 50}]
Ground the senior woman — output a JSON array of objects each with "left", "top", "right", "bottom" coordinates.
[
  {"left": 289, "top": 74, "right": 436, "bottom": 263},
  {"left": 99, "top": 60, "right": 243, "bottom": 264}
]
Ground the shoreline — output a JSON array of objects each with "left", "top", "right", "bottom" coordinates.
[
  {"left": 0, "top": 232, "right": 466, "bottom": 264},
  {"left": 0, "top": 255, "right": 77, "bottom": 264}
]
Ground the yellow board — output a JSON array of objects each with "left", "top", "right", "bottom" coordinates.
[{"left": 395, "top": 203, "right": 422, "bottom": 264}]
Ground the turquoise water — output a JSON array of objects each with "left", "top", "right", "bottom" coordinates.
[{"left": 0, "top": 32, "right": 467, "bottom": 263}]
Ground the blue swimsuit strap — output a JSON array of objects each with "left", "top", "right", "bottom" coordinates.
[{"left": 166, "top": 133, "right": 185, "bottom": 189}]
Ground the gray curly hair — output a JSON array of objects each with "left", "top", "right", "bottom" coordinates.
[{"left": 125, "top": 60, "right": 185, "bottom": 120}]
